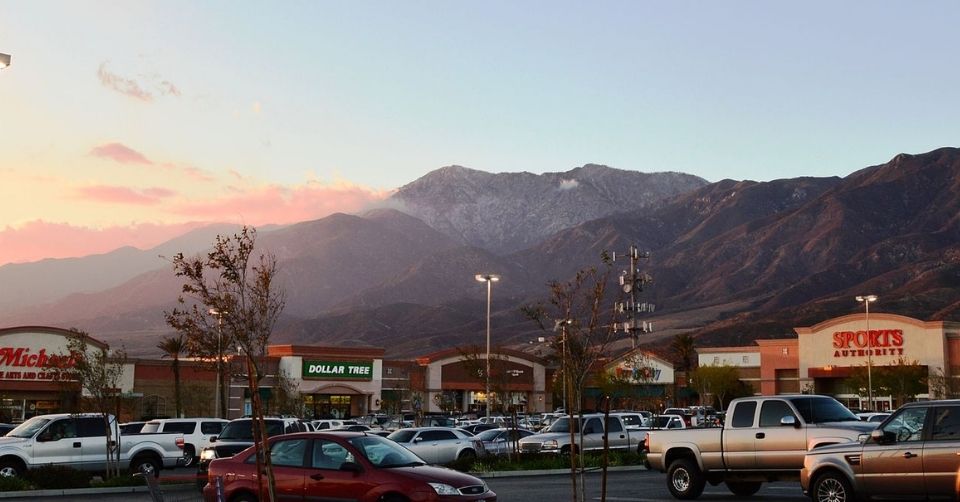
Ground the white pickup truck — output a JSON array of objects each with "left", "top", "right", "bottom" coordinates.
[{"left": 0, "top": 413, "right": 185, "bottom": 477}]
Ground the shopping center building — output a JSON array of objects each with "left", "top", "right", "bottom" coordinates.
[{"left": 697, "top": 313, "right": 960, "bottom": 410}]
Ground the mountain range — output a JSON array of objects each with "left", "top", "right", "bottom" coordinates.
[{"left": 2, "top": 150, "right": 959, "bottom": 361}]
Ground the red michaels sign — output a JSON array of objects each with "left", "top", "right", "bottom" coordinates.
[
  {"left": 831, "top": 329, "right": 904, "bottom": 358},
  {"left": 0, "top": 346, "right": 76, "bottom": 381}
]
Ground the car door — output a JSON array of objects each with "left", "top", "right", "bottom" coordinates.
[
  {"left": 258, "top": 437, "right": 309, "bottom": 502},
  {"left": 753, "top": 399, "right": 806, "bottom": 469},
  {"left": 860, "top": 406, "right": 928, "bottom": 500},
  {"left": 78, "top": 417, "right": 110, "bottom": 471},
  {"left": 33, "top": 418, "right": 81, "bottom": 467},
  {"left": 303, "top": 438, "right": 377, "bottom": 500},
  {"left": 420, "top": 429, "right": 460, "bottom": 463},
  {"left": 921, "top": 405, "right": 960, "bottom": 497},
  {"left": 580, "top": 418, "right": 604, "bottom": 451},
  {"left": 602, "top": 417, "right": 630, "bottom": 450},
  {"left": 722, "top": 400, "right": 758, "bottom": 469}
]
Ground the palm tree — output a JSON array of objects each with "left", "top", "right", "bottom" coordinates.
[
  {"left": 157, "top": 334, "right": 186, "bottom": 418},
  {"left": 671, "top": 333, "right": 697, "bottom": 371}
]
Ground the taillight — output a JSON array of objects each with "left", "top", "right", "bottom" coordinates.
[{"left": 176, "top": 437, "right": 185, "bottom": 449}]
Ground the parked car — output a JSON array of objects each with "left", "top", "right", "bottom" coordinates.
[
  {"left": 119, "top": 421, "right": 148, "bottom": 434},
  {"left": 0, "top": 413, "right": 184, "bottom": 477},
  {"left": 387, "top": 427, "right": 482, "bottom": 464},
  {"left": 855, "top": 412, "right": 891, "bottom": 423},
  {"left": 196, "top": 416, "right": 312, "bottom": 489},
  {"left": 311, "top": 419, "right": 358, "bottom": 430},
  {"left": 646, "top": 395, "right": 874, "bottom": 499},
  {"left": 201, "top": 431, "right": 496, "bottom": 502},
  {"left": 518, "top": 414, "right": 641, "bottom": 455},
  {"left": 611, "top": 412, "right": 648, "bottom": 430},
  {"left": 461, "top": 423, "right": 498, "bottom": 435},
  {"left": 139, "top": 418, "right": 228, "bottom": 467},
  {"left": 475, "top": 427, "right": 535, "bottom": 456},
  {"left": 801, "top": 400, "right": 960, "bottom": 502}
]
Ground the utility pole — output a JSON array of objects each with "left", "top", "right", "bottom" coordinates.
[{"left": 613, "top": 245, "right": 655, "bottom": 347}]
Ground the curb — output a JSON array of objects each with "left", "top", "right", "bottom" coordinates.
[
  {"left": 475, "top": 464, "right": 647, "bottom": 478},
  {"left": 0, "top": 482, "right": 196, "bottom": 499}
]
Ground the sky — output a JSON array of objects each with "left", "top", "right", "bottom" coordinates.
[{"left": 2, "top": 1, "right": 959, "bottom": 265}]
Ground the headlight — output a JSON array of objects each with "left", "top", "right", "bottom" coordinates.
[
  {"left": 200, "top": 448, "right": 217, "bottom": 460},
  {"left": 428, "top": 482, "right": 460, "bottom": 495},
  {"left": 541, "top": 440, "right": 558, "bottom": 450}
]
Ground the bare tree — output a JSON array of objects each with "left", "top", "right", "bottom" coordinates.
[
  {"left": 164, "top": 226, "right": 285, "bottom": 502},
  {"left": 524, "top": 256, "right": 623, "bottom": 502},
  {"left": 48, "top": 329, "right": 127, "bottom": 479},
  {"left": 157, "top": 334, "right": 186, "bottom": 418}
]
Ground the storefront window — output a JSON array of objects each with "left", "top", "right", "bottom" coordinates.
[{"left": 304, "top": 394, "right": 353, "bottom": 419}]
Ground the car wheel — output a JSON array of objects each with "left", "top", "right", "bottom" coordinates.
[
  {"left": 0, "top": 459, "right": 23, "bottom": 478},
  {"left": 458, "top": 449, "right": 476, "bottom": 461},
  {"left": 813, "top": 471, "right": 853, "bottom": 502},
  {"left": 231, "top": 492, "right": 258, "bottom": 502},
  {"left": 725, "top": 481, "right": 761, "bottom": 496},
  {"left": 182, "top": 445, "right": 196, "bottom": 468},
  {"left": 666, "top": 458, "right": 705, "bottom": 500},
  {"left": 131, "top": 455, "right": 161, "bottom": 478},
  {"left": 379, "top": 495, "right": 408, "bottom": 502}
]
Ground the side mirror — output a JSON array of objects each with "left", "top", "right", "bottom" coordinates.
[
  {"left": 870, "top": 429, "right": 895, "bottom": 444},
  {"left": 413, "top": 436, "right": 423, "bottom": 442},
  {"left": 339, "top": 461, "right": 363, "bottom": 474},
  {"left": 780, "top": 416, "right": 800, "bottom": 428},
  {"left": 209, "top": 436, "right": 217, "bottom": 443}
]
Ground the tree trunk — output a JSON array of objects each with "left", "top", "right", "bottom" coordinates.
[{"left": 246, "top": 355, "right": 276, "bottom": 502}]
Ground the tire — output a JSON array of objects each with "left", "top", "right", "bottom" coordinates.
[
  {"left": 812, "top": 471, "right": 854, "bottom": 502},
  {"left": 725, "top": 481, "right": 762, "bottom": 496},
  {"left": 559, "top": 444, "right": 578, "bottom": 456},
  {"left": 230, "top": 493, "right": 258, "bottom": 502},
  {"left": 379, "top": 495, "right": 408, "bottom": 502},
  {"left": 666, "top": 458, "right": 706, "bottom": 500},
  {"left": 457, "top": 449, "right": 476, "bottom": 461},
  {"left": 131, "top": 455, "right": 161, "bottom": 478},
  {"left": 182, "top": 445, "right": 196, "bottom": 468},
  {"left": 0, "top": 459, "right": 23, "bottom": 478}
]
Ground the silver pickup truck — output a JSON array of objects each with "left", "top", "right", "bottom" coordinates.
[
  {"left": 517, "top": 414, "right": 641, "bottom": 454},
  {"left": 0, "top": 413, "right": 185, "bottom": 477},
  {"left": 646, "top": 395, "right": 874, "bottom": 499}
]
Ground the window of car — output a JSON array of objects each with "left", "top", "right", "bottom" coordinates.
[
  {"left": 731, "top": 401, "right": 757, "bottom": 428},
  {"left": 312, "top": 439, "right": 351, "bottom": 469},
  {"left": 930, "top": 406, "right": 960, "bottom": 441},
  {"left": 387, "top": 430, "right": 417, "bottom": 443},
  {"left": 77, "top": 417, "right": 106, "bottom": 437},
  {"left": 45, "top": 419, "right": 77, "bottom": 440},
  {"left": 163, "top": 421, "right": 197, "bottom": 434},
  {"left": 201, "top": 422, "right": 225, "bottom": 435},
  {"left": 583, "top": 418, "right": 602, "bottom": 434},
  {"left": 787, "top": 396, "right": 858, "bottom": 424},
  {"left": 883, "top": 407, "right": 927, "bottom": 443},
  {"left": 246, "top": 438, "right": 308, "bottom": 467},
  {"left": 759, "top": 400, "right": 797, "bottom": 427},
  {"left": 419, "top": 430, "right": 456, "bottom": 441},
  {"left": 140, "top": 421, "right": 161, "bottom": 434},
  {"left": 605, "top": 417, "right": 623, "bottom": 433}
]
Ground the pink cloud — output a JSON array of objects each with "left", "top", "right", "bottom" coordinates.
[
  {"left": 97, "top": 63, "right": 153, "bottom": 102},
  {"left": 77, "top": 185, "right": 177, "bottom": 205},
  {"left": 172, "top": 183, "right": 391, "bottom": 225},
  {"left": 0, "top": 220, "right": 207, "bottom": 266},
  {"left": 90, "top": 143, "right": 153, "bottom": 165}
]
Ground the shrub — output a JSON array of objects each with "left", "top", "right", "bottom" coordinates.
[
  {"left": 0, "top": 476, "right": 33, "bottom": 492},
  {"left": 24, "top": 464, "right": 91, "bottom": 489}
]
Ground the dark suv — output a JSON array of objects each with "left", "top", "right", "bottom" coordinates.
[{"left": 196, "top": 417, "right": 311, "bottom": 489}]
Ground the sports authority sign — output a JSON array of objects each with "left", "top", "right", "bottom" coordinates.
[
  {"left": 832, "top": 329, "right": 905, "bottom": 358},
  {"left": 302, "top": 360, "right": 373, "bottom": 381}
]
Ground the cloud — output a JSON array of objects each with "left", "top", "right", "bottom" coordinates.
[
  {"left": 171, "top": 182, "right": 391, "bottom": 226},
  {"left": 0, "top": 220, "right": 208, "bottom": 266},
  {"left": 90, "top": 142, "right": 153, "bottom": 165},
  {"left": 559, "top": 179, "right": 580, "bottom": 190},
  {"left": 77, "top": 185, "right": 177, "bottom": 205},
  {"left": 97, "top": 61, "right": 181, "bottom": 102}
]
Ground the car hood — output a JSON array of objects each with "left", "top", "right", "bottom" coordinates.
[
  {"left": 0, "top": 437, "right": 29, "bottom": 447},
  {"left": 520, "top": 432, "right": 567, "bottom": 442},
  {"left": 391, "top": 464, "right": 487, "bottom": 488},
  {"left": 809, "top": 441, "right": 864, "bottom": 455},
  {"left": 814, "top": 421, "right": 877, "bottom": 433}
]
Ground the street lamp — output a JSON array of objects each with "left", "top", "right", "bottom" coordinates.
[
  {"left": 856, "top": 295, "right": 878, "bottom": 411},
  {"left": 554, "top": 319, "right": 573, "bottom": 414},
  {"left": 0, "top": 54, "right": 10, "bottom": 70},
  {"left": 208, "top": 308, "right": 228, "bottom": 418},
  {"left": 475, "top": 273, "right": 500, "bottom": 418}
]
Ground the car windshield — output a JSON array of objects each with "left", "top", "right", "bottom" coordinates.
[
  {"left": 348, "top": 435, "right": 424, "bottom": 467},
  {"left": 475, "top": 429, "right": 503, "bottom": 441},
  {"left": 218, "top": 420, "right": 285, "bottom": 440},
  {"left": 6, "top": 416, "right": 50, "bottom": 438},
  {"left": 546, "top": 417, "right": 581, "bottom": 433},
  {"left": 788, "top": 397, "right": 859, "bottom": 423},
  {"left": 387, "top": 430, "right": 417, "bottom": 443}
]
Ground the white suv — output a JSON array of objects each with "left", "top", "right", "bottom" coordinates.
[{"left": 140, "top": 418, "right": 228, "bottom": 467}]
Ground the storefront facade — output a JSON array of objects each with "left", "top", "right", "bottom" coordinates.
[
  {"left": 0, "top": 326, "right": 104, "bottom": 422},
  {"left": 592, "top": 349, "right": 676, "bottom": 411}
]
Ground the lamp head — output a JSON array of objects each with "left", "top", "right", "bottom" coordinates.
[
  {"left": 855, "top": 295, "right": 878, "bottom": 303},
  {"left": 475, "top": 274, "right": 501, "bottom": 283},
  {"left": 0, "top": 53, "right": 10, "bottom": 70}
]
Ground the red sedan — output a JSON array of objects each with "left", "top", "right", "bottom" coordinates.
[{"left": 202, "top": 431, "right": 496, "bottom": 502}]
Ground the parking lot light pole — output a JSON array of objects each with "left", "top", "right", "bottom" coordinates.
[
  {"left": 856, "top": 295, "right": 878, "bottom": 411},
  {"left": 475, "top": 274, "right": 500, "bottom": 419},
  {"left": 208, "top": 308, "right": 228, "bottom": 418}
]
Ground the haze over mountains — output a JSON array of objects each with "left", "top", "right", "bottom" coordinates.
[{"left": 3, "top": 150, "right": 959, "bottom": 360}]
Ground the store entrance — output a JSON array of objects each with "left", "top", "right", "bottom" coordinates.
[{"left": 305, "top": 394, "right": 353, "bottom": 419}]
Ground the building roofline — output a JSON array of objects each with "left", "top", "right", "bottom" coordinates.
[
  {"left": 416, "top": 346, "right": 547, "bottom": 366},
  {"left": 794, "top": 313, "right": 960, "bottom": 335},
  {"left": 0, "top": 326, "right": 110, "bottom": 350}
]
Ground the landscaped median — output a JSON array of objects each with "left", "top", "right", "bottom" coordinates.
[
  {"left": 0, "top": 464, "right": 197, "bottom": 498},
  {"left": 454, "top": 451, "right": 648, "bottom": 476}
]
